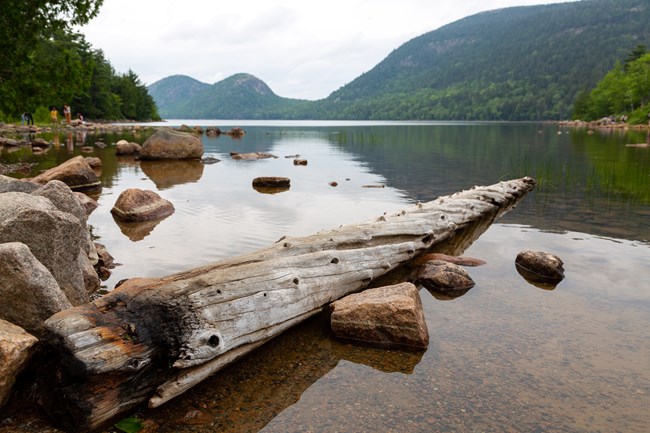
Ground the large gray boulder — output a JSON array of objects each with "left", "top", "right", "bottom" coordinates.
[
  {"left": 0, "top": 192, "right": 95, "bottom": 304},
  {"left": 139, "top": 129, "right": 203, "bottom": 160},
  {"left": 330, "top": 282, "right": 429, "bottom": 350},
  {"left": 0, "top": 174, "right": 39, "bottom": 194},
  {"left": 0, "top": 242, "right": 72, "bottom": 335},
  {"left": 0, "top": 319, "right": 38, "bottom": 409}
]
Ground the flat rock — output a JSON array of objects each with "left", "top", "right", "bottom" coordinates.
[
  {"left": 29, "top": 155, "right": 101, "bottom": 192},
  {"left": 330, "top": 282, "right": 429, "bottom": 349},
  {"left": 230, "top": 151, "right": 277, "bottom": 160},
  {"left": 0, "top": 319, "right": 38, "bottom": 409},
  {"left": 111, "top": 188, "right": 175, "bottom": 222},
  {"left": 140, "top": 129, "right": 203, "bottom": 160},
  {"left": 414, "top": 252, "right": 486, "bottom": 267}
]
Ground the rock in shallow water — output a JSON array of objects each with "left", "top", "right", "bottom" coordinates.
[
  {"left": 417, "top": 259, "right": 475, "bottom": 299},
  {"left": 330, "top": 282, "right": 429, "bottom": 350},
  {"left": 515, "top": 250, "right": 564, "bottom": 287},
  {"left": 110, "top": 188, "right": 175, "bottom": 222}
]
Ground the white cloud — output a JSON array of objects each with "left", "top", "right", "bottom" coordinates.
[{"left": 79, "top": 0, "right": 570, "bottom": 100}]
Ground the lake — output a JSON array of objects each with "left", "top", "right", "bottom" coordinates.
[{"left": 1, "top": 121, "right": 649, "bottom": 432}]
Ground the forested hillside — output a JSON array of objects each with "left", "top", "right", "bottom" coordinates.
[
  {"left": 314, "top": 0, "right": 650, "bottom": 120},
  {"left": 0, "top": 0, "right": 160, "bottom": 122},
  {"left": 150, "top": 0, "right": 650, "bottom": 121}
]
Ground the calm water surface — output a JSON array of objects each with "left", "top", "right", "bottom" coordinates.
[{"left": 1, "top": 121, "right": 649, "bottom": 432}]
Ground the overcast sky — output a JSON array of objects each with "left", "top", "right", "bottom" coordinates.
[{"left": 80, "top": 0, "right": 571, "bottom": 100}]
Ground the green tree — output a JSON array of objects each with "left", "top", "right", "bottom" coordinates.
[{"left": 0, "top": 0, "right": 103, "bottom": 115}]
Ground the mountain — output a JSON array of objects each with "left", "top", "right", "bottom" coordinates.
[
  {"left": 148, "top": 73, "right": 308, "bottom": 119},
  {"left": 149, "top": 0, "right": 650, "bottom": 121}
]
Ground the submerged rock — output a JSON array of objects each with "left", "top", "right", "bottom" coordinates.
[
  {"left": 330, "top": 282, "right": 429, "bottom": 350},
  {"left": 230, "top": 151, "right": 278, "bottom": 160},
  {"left": 417, "top": 259, "right": 475, "bottom": 299},
  {"left": 293, "top": 159, "right": 308, "bottom": 166},
  {"left": 226, "top": 127, "right": 245, "bottom": 137},
  {"left": 252, "top": 176, "right": 290, "bottom": 189}
]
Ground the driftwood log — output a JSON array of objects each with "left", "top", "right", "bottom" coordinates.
[{"left": 41, "top": 177, "right": 535, "bottom": 430}]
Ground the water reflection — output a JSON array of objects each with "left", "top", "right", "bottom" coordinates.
[
  {"left": 112, "top": 214, "right": 170, "bottom": 242},
  {"left": 140, "top": 160, "right": 204, "bottom": 189}
]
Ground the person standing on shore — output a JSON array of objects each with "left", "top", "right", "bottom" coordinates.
[
  {"left": 63, "top": 104, "right": 72, "bottom": 125},
  {"left": 25, "top": 111, "right": 34, "bottom": 125},
  {"left": 50, "top": 106, "right": 59, "bottom": 125}
]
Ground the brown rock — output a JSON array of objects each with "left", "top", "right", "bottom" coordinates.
[
  {"left": 252, "top": 177, "right": 290, "bottom": 188},
  {"left": 515, "top": 250, "right": 564, "bottom": 286},
  {"left": 414, "top": 252, "right": 486, "bottom": 267},
  {"left": 30, "top": 155, "right": 101, "bottom": 192},
  {"left": 74, "top": 192, "right": 99, "bottom": 217},
  {"left": 293, "top": 159, "right": 308, "bottom": 166},
  {"left": 115, "top": 140, "right": 142, "bottom": 155},
  {"left": 230, "top": 151, "right": 278, "bottom": 160},
  {"left": 140, "top": 129, "right": 203, "bottom": 160},
  {"left": 111, "top": 188, "right": 175, "bottom": 222},
  {"left": 0, "top": 319, "right": 38, "bottom": 409},
  {"left": 417, "top": 260, "right": 475, "bottom": 298},
  {"left": 84, "top": 156, "right": 102, "bottom": 168},
  {"left": 226, "top": 127, "right": 245, "bottom": 137},
  {"left": 330, "top": 282, "right": 429, "bottom": 349}
]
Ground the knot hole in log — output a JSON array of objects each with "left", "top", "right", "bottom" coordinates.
[
  {"left": 208, "top": 335, "right": 220, "bottom": 347},
  {"left": 422, "top": 234, "right": 434, "bottom": 244},
  {"left": 331, "top": 257, "right": 340, "bottom": 264},
  {"left": 293, "top": 278, "right": 300, "bottom": 285}
]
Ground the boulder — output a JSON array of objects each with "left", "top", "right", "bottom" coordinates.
[
  {"left": 330, "top": 282, "right": 429, "bottom": 349},
  {"left": 515, "top": 250, "right": 564, "bottom": 286},
  {"left": 0, "top": 174, "right": 39, "bottom": 194},
  {"left": 84, "top": 156, "right": 102, "bottom": 168},
  {"left": 74, "top": 192, "right": 99, "bottom": 217},
  {"left": 0, "top": 242, "right": 72, "bottom": 335},
  {"left": 226, "top": 127, "right": 245, "bottom": 137},
  {"left": 0, "top": 192, "right": 94, "bottom": 305},
  {"left": 32, "top": 180, "right": 87, "bottom": 223},
  {"left": 205, "top": 127, "right": 222, "bottom": 137},
  {"left": 230, "top": 151, "right": 278, "bottom": 160},
  {"left": 0, "top": 319, "right": 38, "bottom": 409},
  {"left": 110, "top": 188, "right": 175, "bottom": 222},
  {"left": 31, "top": 137, "right": 51, "bottom": 148},
  {"left": 115, "top": 140, "right": 142, "bottom": 156},
  {"left": 29, "top": 155, "right": 101, "bottom": 192},
  {"left": 139, "top": 129, "right": 203, "bottom": 160},
  {"left": 417, "top": 260, "right": 475, "bottom": 298}
]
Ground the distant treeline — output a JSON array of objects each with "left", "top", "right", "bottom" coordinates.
[
  {"left": 573, "top": 45, "right": 650, "bottom": 124},
  {"left": 0, "top": 0, "right": 159, "bottom": 123}
]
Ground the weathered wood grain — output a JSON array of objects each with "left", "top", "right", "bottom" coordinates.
[{"left": 41, "top": 177, "right": 535, "bottom": 430}]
